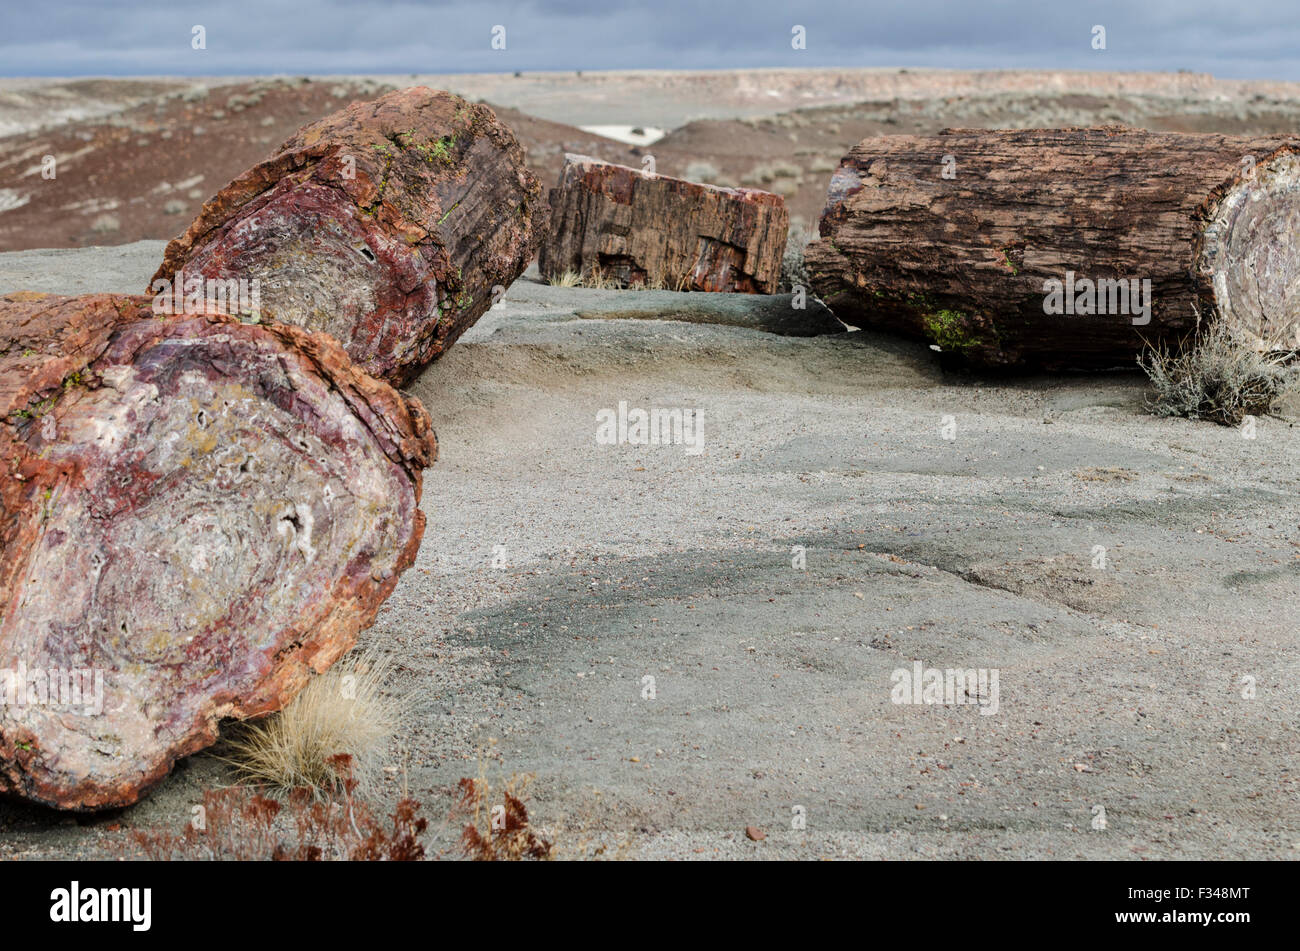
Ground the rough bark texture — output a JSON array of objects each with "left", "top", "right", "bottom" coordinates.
[
  {"left": 539, "top": 155, "right": 789, "bottom": 293},
  {"left": 0, "top": 292, "right": 436, "bottom": 810},
  {"left": 150, "top": 87, "right": 546, "bottom": 387},
  {"left": 806, "top": 128, "right": 1300, "bottom": 368}
]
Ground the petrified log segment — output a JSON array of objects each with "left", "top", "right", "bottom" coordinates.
[
  {"left": 806, "top": 128, "right": 1300, "bottom": 368},
  {"left": 150, "top": 87, "right": 545, "bottom": 387},
  {"left": 539, "top": 155, "right": 789, "bottom": 293},
  {"left": 0, "top": 293, "right": 436, "bottom": 810}
]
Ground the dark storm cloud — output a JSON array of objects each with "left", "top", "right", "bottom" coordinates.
[{"left": 3, "top": 0, "right": 1299, "bottom": 79}]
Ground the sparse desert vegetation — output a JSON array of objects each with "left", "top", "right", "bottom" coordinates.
[
  {"left": 741, "top": 160, "right": 804, "bottom": 197},
  {"left": 129, "top": 757, "right": 428, "bottom": 861},
  {"left": 544, "top": 266, "right": 691, "bottom": 291},
  {"left": 1139, "top": 321, "right": 1298, "bottom": 425},
  {"left": 683, "top": 159, "right": 721, "bottom": 183},
  {"left": 544, "top": 267, "right": 623, "bottom": 289}
]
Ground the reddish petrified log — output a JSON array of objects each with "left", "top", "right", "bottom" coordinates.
[
  {"left": 538, "top": 154, "right": 789, "bottom": 293},
  {"left": 150, "top": 87, "right": 546, "bottom": 387},
  {"left": 0, "top": 292, "right": 436, "bottom": 810},
  {"left": 807, "top": 128, "right": 1300, "bottom": 368}
]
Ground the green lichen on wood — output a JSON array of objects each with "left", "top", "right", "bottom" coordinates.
[
  {"left": 393, "top": 128, "right": 458, "bottom": 167},
  {"left": 428, "top": 135, "right": 455, "bottom": 164},
  {"left": 904, "top": 291, "right": 938, "bottom": 311},
  {"left": 922, "top": 309, "right": 989, "bottom": 353},
  {"left": 438, "top": 199, "right": 462, "bottom": 225},
  {"left": 39, "top": 485, "right": 56, "bottom": 523},
  {"left": 997, "top": 246, "right": 1021, "bottom": 276},
  {"left": 12, "top": 396, "right": 54, "bottom": 420},
  {"left": 9, "top": 372, "right": 86, "bottom": 424},
  {"left": 360, "top": 154, "right": 394, "bottom": 216}
]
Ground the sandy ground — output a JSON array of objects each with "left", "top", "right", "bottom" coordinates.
[{"left": 0, "top": 241, "right": 1297, "bottom": 860}]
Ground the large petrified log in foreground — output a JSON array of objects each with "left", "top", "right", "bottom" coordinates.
[
  {"left": 0, "top": 293, "right": 436, "bottom": 810},
  {"left": 539, "top": 155, "right": 789, "bottom": 294},
  {"left": 150, "top": 86, "right": 545, "bottom": 387},
  {"left": 806, "top": 128, "right": 1300, "bottom": 368}
]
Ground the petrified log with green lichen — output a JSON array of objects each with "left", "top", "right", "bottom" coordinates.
[
  {"left": 150, "top": 87, "right": 546, "bottom": 387},
  {"left": 0, "top": 292, "right": 435, "bottom": 810},
  {"left": 806, "top": 128, "right": 1300, "bottom": 369}
]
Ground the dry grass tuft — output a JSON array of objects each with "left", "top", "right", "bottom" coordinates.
[
  {"left": 547, "top": 267, "right": 695, "bottom": 292},
  {"left": 224, "top": 649, "right": 400, "bottom": 797},
  {"left": 546, "top": 269, "right": 583, "bottom": 288},
  {"left": 583, "top": 269, "right": 626, "bottom": 290},
  {"left": 642, "top": 272, "right": 692, "bottom": 292},
  {"left": 1139, "top": 321, "right": 1298, "bottom": 426},
  {"left": 544, "top": 268, "right": 625, "bottom": 289}
]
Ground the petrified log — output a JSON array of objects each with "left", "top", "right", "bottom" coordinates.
[
  {"left": 806, "top": 128, "right": 1300, "bottom": 368},
  {"left": 539, "top": 155, "right": 789, "bottom": 293},
  {"left": 0, "top": 292, "right": 435, "bottom": 810},
  {"left": 150, "top": 86, "right": 545, "bottom": 387}
]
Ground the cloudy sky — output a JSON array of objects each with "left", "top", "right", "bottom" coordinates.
[{"left": 4, "top": 0, "right": 1298, "bottom": 80}]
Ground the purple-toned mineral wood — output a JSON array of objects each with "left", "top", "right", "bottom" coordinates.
[
  {"left": 150, "top": 87, "right": 546, "bottom": 387},
  {"left": 0, "top": 292, "right": 436, "bottom": 810}
]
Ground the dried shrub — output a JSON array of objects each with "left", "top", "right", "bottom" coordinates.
[
  {"left": 455, "top": 773, "right": 553, "bottom": 861},
  {"left": 129, "top": 755, "right": 427, "bottom": 861},
  {"left": 683, "top": 160, "right": 722, "bottom": 184},
  {"left": 741, "top": 161, "right": 803, "bottom": 188},
  {"left": 781, "top": 227, "right": 814, "bottom": 291},
  {"left": 1139, "top": 321, "right": 1298, "bottom": 426},
  {"left": 224, "top": 650, "right": 400, "bottom": 797}
]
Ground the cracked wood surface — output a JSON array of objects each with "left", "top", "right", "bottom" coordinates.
[{"left": 539, "top": 154, "right": 789, "bottom": 294}]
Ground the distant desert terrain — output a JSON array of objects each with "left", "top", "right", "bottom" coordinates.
[{"left": 8, "top": 68, "right": 1300, "bottom": 250}]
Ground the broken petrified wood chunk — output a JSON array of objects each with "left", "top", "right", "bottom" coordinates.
[
  {"left": 538, "top": 154, "right": 789, "bottom": 293},
  {"left": 806, "top": 128, "right": 1300, "bottom": 368},
  {"left": 0, "top": 292, "right": 436, "bottom": 810},
  {"left": 149, "top": 86, "right": 546, "bottom": 387}
]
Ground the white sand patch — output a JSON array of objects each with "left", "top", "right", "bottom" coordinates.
[
  {"left": 18, "top": 144, "right": 99, "bottom": 178},
  {"left": 60, "top": 198, "right": 121, "bottom": 215},
  {"left": 0, "top": 189, "right": 30, "bottom": 214},
  {"left": 578, "top": 124, "right": 666, "bottom": 146}
]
